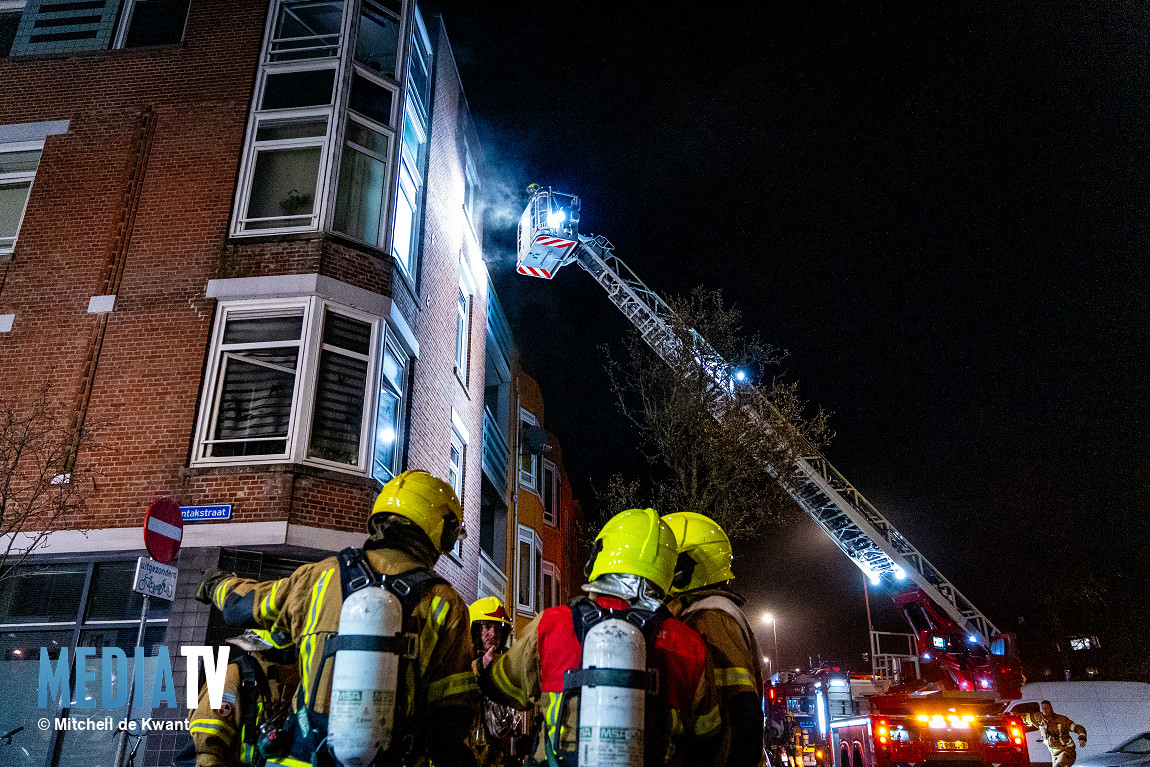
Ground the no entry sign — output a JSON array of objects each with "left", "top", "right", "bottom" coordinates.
[{"left": 144, "top": 497, "right": 183, "bottom": 564}]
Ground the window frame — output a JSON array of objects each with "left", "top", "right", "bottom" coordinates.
[
  {"left": 454, "top": 282, "right": 471, "bottom": 384},
  {"left": 518, "top": 408, "right": 540, "bottom": 494},
  {"left": 112, "top": 0, "right": 192, "bottom": 49},
  {"left": 447, "top": 423, "right": 466, "bottom": 560},
  {"left": 0, "top": 139, "right": 42, "bottom": 258},
  {"left": 542, "top": 458, "right": 559, "bottom": 528},
  {"left": 541, "top": 558, "right": 559, "bottom": 611},
  {"left": 371, "top": 328, "right": 408, "bottom": 483},
  {"left": 516, "top": 524, "right": 542, "bottom": 615},
  {"left": 192, "top": 296, "right": 382, "bottom": 475}
]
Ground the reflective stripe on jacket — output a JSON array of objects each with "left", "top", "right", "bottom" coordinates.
[{"left": 210, "top": 547, "right": 479, "bottom": 722}]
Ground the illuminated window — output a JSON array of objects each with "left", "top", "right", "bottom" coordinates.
[{"left": 542, "top": 459, "right": 559, "bottom": 527}]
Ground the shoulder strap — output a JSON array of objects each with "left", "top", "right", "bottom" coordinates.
[
  {"left": 233, "top": 654, "right": 269, "bottom": 745},
  {"left": 383, "top": 567, "right": 447, "bottom": 616},
  {"left": 337, "top": 546, "right": 377, "bottom": 599},
  {"left": 682, "top": 594, "right": 755, "bottom": 645},
  {"left": 569, "top": 596, "right": 671, "bottom": 645}
]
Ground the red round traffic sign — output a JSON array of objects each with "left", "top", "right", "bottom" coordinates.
[{"left": 144, "top": 497, "right": 183, "bottom": 564}]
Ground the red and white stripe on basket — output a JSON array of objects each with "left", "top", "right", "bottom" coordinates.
[
  {"left": 534, "top": 235, "right": 576, "bottom": 249},
  {"left": 518, "top": 265, "right": 553, "bottom": 278}
]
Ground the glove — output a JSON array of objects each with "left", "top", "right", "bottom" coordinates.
[{"left": 195, "top": 568, "right": 235, "bottom": 605}]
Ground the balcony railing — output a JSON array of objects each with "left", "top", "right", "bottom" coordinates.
[
  {"left": 487, "top": 289, "right": 513, "bottom": 365},
  {"left": 482, "top": 407, "right": 510, "bottom": 494}
]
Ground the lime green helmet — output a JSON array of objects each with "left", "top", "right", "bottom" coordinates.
[
  {"left": 588, "top": 508, "right": 678, "bottom": 594},
  {"left": 662, "top": 511, "right": 735, "bottom": 594}
]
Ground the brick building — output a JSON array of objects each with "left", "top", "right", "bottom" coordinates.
[{"left": 0, "top": 2, "right": 553, "bottom": 765}]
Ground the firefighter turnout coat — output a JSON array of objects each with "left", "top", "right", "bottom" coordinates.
[
  {"left": 1020, "top": 711, "right": 1087, "bottom": 767},
  {"left": 188, "top": 654, "right": 296, "bottom": 767},
  {"left": 207, "top": 547, "right": 479, "bottom": 766},
  {"left": 480, "top": 595, "right": 721, "bottom": 766},
  {"left": 669, "top": 587, "right": 765, "bottom": 767}
]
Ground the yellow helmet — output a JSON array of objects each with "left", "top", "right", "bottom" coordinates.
[
  {"left": 371, "top": 470, "right": 465, "bottom": 554},
  {"left": 469, "top": 596, "right": 513, "bottom": 627},
  {"left": 587, "top": 508, "right": 678, "bottom": 594},
  {"left": 662, "top": 511, "right": 735, "bottom": 593}
]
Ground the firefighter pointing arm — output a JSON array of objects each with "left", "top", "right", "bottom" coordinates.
[
  {"left": 478, "top": 508, "right": 721, "bottom": 767},
  {"left": 196, "top": 470, "right": 480, "bottom": 767},
  {"left": 1018, "top": 701, "right": 1087, "bottom": 767},
  {"left": 663, "top": 512, "right": 766, "bottom": 767}
]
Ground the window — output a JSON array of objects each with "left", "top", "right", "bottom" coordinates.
[
  {"left": 236, "top": 114, "right": 332, "bottom": 233},
  {"left": 389, "top": 9, "right": 432, "bottom": 277},
  {"left": 518, "top": 409, "right": 540, "bottom": 492},
  {"left": 0, "top": 2, "right": 23, "bottom": 58},
  {"left": 454, "top": 285, "right": 470, "bottom": 380},
  {"left": 516, "top": 525, "right": 542, "bottom": 615},
  {"left": 114, "top": 0, "right": 191, "bottom": 48},
  {"left": 541, "top": 559, "right": 559, "bottom": 610},
  {"left": 542, "top": 459, "right": 559, "bottom": 527},
  {"left": 448, "top": 425, "right": 465, "bottom": 558},
  {"left": 0, "top": 559, "right": 168, "bottom": 767},
  {"left": 462, "top": 136, "right": 479, "bottom": 224},
  {"left": 194, "top": 297, "right": 382, "bottom": 473},
  {"left": 372, "top": 333, "right": 408, "bottom": 482},
  {"left": 1069, "top": 636, "right": 1098, "bottom": 651},
  {"left": 268, "top": 0, "right": 343, "bottom": 61},
  {"left": 0, "top": 141, "right": 41, "bottom": 257}
]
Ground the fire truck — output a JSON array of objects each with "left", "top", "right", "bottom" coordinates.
[
  {"left": 764, "top": 670, "right": 835, "bottom": 767},
  {"left": 514, "top": 187, "right": 1031, "bottom": 767}
]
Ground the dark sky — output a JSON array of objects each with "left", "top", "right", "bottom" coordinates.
[{"left": 425, "top": 1, "right": 1150, "bottom": 670}]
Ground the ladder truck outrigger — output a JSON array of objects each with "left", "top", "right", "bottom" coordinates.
[{"left": 515, "top": 186, "right": 1030, "bottom": 767}]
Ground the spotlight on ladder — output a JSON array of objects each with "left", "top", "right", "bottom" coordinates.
[
  {"left": 547, "top": 210, "right": 566, "bottom": 229},
  {"left": 893, "top": 565, "right": 906, "bottom": 580}
]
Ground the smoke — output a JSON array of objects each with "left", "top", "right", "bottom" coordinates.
[{"left": 473, "top": 115, "right": 534, "bottom": 273}]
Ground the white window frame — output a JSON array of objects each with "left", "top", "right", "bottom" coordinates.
[
  {"left": 518, "top": 408, "right": 540, "bottom": 494},
  {"left": 0, "top": 139, "right": 42, "bottom": 258},
  {"left": 462, "top": 135, "right": 480, "bottom": 232},
  {"left": 265, "top": 0, "right": 347, "bottom": 64},
  {"left": 192, "top": 296, "right": 381, "bottom": 475},
  {"left": 542, "top": 459, "right": 559, "bottom": 528},
  {"left": 448, "top": 424, "right": 466, "bottom": 559},
  {"left": 454, "top": 283, "right": 471, "bottom": 383},
  {"left": 371, "top": 328, "right": 408, "bottom": 483},
  {"left": 516, "top": 524, "right": 542, "bottom": 615},
  {"left": 334, "top": 113, "right": 397, "bottom": 248},
  {"left": 232, "top": 108, "right": 337, "bottom": 235},
  {"left": 541, "top": 559, "right": 559, "bottom": 611}
]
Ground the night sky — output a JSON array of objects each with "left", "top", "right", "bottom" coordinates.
[{"left": 425, "top": 1, "right": 1150, "bottom": 670}]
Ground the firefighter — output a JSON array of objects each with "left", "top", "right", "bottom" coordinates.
[
  {"left": 478, "top": 507, "right": 721, "bottom": 766},
  {"left": 662, "top": 512, "right": 765, "bottom": 767},
  {"left": 1019, "top": 700, "right": 1087, "bottom": 767},
  {"left": 468, "top": 597, "right": 523, "bottom": 767},
  {"left": 179, "top": 629, "right": 298, "bottom": 767},
  {"left": 195, "top": 470, "right": 480, "bottom": 767}
]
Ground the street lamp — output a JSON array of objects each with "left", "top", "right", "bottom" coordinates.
[
  {"left": 762, "top": 613, "right": 780, "bottom": 672},
  {"left": 762, "top": 655, "right": 773, "bottom": 675}
]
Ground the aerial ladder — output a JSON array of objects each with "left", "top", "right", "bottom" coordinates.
[{"left": 515, "top": 187, "right": 1023, "bottom": 699}]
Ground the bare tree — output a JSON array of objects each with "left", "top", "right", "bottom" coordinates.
[
  {"left": 0, "top": 389, "right": 96, "bottom": 580},
  {"left": 603, "top": 288, "right": 830, "bottom": 540}
]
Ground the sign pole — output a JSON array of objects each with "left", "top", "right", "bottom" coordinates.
[{"left": 112, "top": 594, "right": 149, "bottom": 767}]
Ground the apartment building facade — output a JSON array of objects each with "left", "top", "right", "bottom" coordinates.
[{"left": 0, "top": 1, "right": 503, "bottom": 764}]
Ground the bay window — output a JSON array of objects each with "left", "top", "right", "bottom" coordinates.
[
  {"left": 517, "top": 525, "right": 542, "bottom": 615},
  {"left": 0, "top": 141, "right": 41, "bottom": 257},
  {"left": 232, "top": 0, "right": 435, "bottom": 282},
  {"left": 194, "top": 297, "right": 400, "bottom": 474}
]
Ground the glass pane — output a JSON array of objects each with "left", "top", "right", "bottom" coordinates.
[
  {"left": 125, "top": 0, "right": 190, "bottom": 47},
  {"left": 321, "top": 311, "right": 371, "bottom": 355},
  {"left": 535, "top": 547, "right": 542, "bottom": 606},
  {"left": 55, "top": 626, "right": 167, "bottom": 767},
  {"left": 372, "top": 389, "right": 399, "bottom": 481},
  {"left": 210, "top": 348, "right": 299, "bottom": 455},
  {"left": 222, "top": 312, "right": 304, "bottom": 345},
  {"left": 256, "top": 118, "right": 328, "bottom": 141},
  {"left": 0, "top": 630, "right": 72, "bottom": 766},
  {"left": 0, "top": 563, "right": 85, "bottom": 623},
  {"left": 246, "top": 146, "right": 322, "bottom": 226},
  {"left": 381, "top": 342, "right": 403, "bottom": 393},
  {"left": 271, "top": 0, "right": 343, "bottom": 60},
  {"left": 0, "top": 12, "right": 19, "bottom": 58},
  {"left": 86, "top": 561, "right": 172, "bottom": 622},
  {"left": 401, "top": 109, "right": 424, "bottom": 166},
  {"left": 518, "top": 540, "right": 530, "bottom": 606},
  {"left": 355, "top": 3, "right": 399, "bottom": 78},
  {"left": 391, "top": 164, "right": 416, "bottom": 271},
  {"left": 346, "top": 120, "right": 388, "bottom": 156},
  {"left": 308, "top": 349, "right": 368, "bottom": 465},
  {"left": 0, "top": 181, "right": 32, "bottom": 242},
  {"left": 0, "top": 150, "right": 41, "bottom": 173},
  {"left": 544, "top": 466, "right": 555, "bottom": 519},
  {"left": 543, "top": 572, "right": 554, "bottom": 609},
  {"left": 407, "top": 15, "right": 431, "bottom": 112},
  {"left": 261, "top": 68, "right": 336, "bottom": 110},
  {"left": 333, "top": 144, "right": 386, "bottom": 245},
  {"left": 349, "top": 73, "right": 393, "bottom": 126}
]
